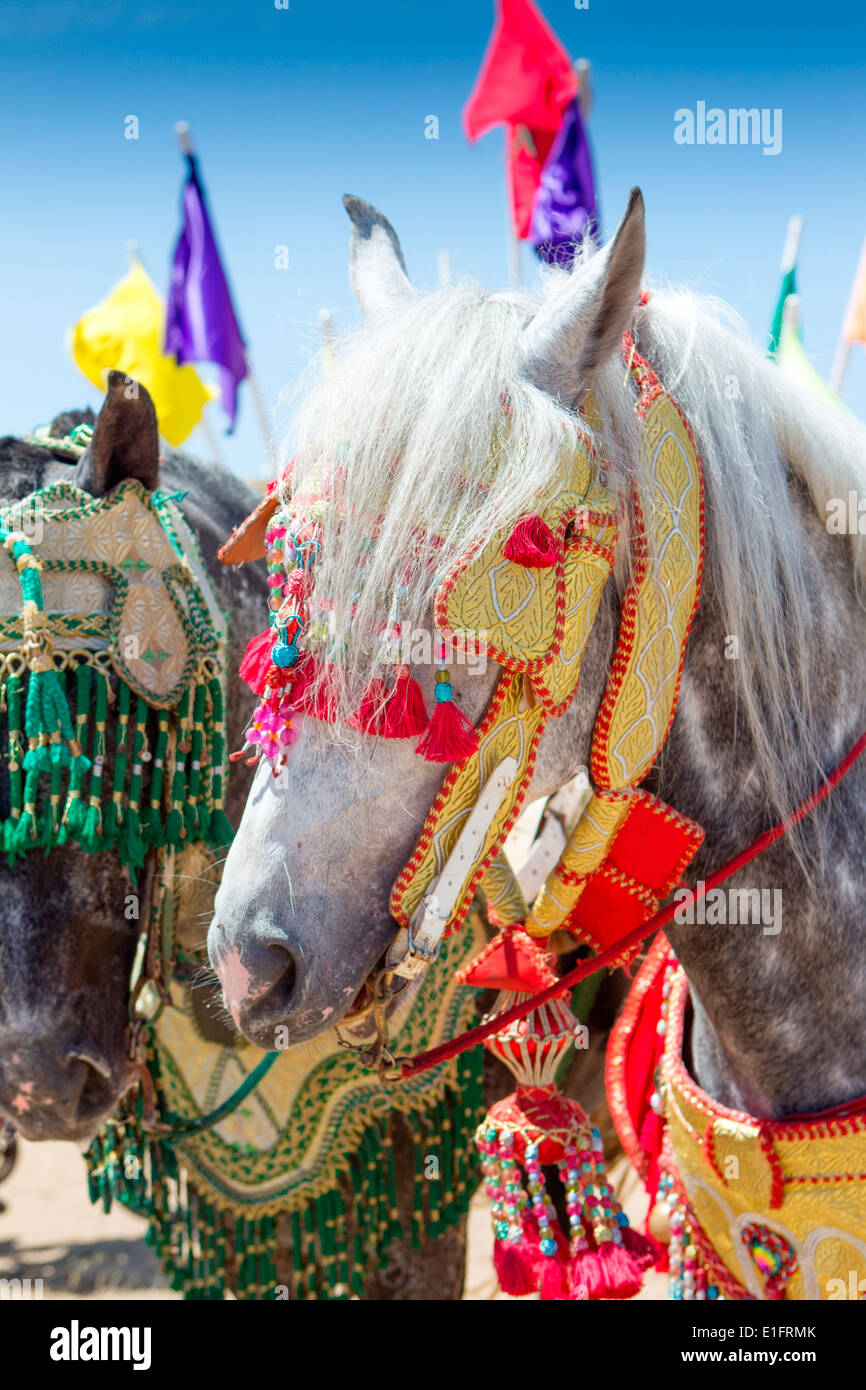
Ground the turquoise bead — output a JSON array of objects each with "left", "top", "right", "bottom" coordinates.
[{"left": 272, "top": 641, "right": 298, "bottom": 668}]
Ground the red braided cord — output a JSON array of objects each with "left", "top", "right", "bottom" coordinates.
[{"left": 394, "top": 727, "right": 866, "bottom": 1080}]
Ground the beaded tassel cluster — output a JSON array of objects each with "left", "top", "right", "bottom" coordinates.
[
  {"left": 462, "top": 926, "right": 655, "bottom": 1300},
  {"left": 235, "top": 498, "right": 480, "bottom": 767},
  {"left": 86, "top": 1052, "right": 484, "bottom": 1300},
  {"left": 0, "top": 524, "right": 231, "bottom": 873},
  {"left": 655, "top": 1172, "right": 721, "bottom": 1301}
]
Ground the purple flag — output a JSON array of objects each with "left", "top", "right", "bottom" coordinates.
[
  {"left": 165, "top": 155, "right": 248, "bottom": 431},
  {"left": 529, "top": 98, "right": 599, "bottom": 267}
]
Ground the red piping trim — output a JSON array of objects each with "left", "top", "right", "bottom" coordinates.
[{"left": 393, "top": 725, "right": 866, "bottom": 1079}]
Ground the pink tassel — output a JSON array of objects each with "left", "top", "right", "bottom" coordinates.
[
  {"left": 503, "top": 513, "right": 559, "bottom": 567},
  {"left": 493, "top": 1240, "right": 537, "bottom": 1297},
  {"left": 597, "top": 1240, "right": 646, "bottom": 1300},
  {"left": 415, "top": 696, "right": 479, "bottom": 763},
  {"left": 238, "top": 629, "right": 275, "bottom": 695}
]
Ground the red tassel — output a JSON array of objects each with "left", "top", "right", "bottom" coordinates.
[
  {"left": 298, "top": 660, "right": 340, "bottom": 722},
  {"left": 381, "top": 668, "right": 429, "bottom": 736},
  {"left": 493, "top": 1240, "right": 537, "bottom": 1297},
  {"left": 415, "top": 698, "right": 479, "bottom": 763},
  {"left": 283, "top": 650, "right": 316, "bottom": 705},
  {"left": 569, "top": 1248, "right": 607, "bottom": 1301},
  {"left": 238, "top": 629, "right": 275, "bottom": 695},
  {"left": 503, "top": 514, "right": 559, "bottom": 567},
  {"left": 621, "top": 1223, "right": 657, "bottom": 1272},
  {"left": 538, "top": 1257, "right": 570, "bottom": 1301},
  {"left": 638, "top": 1108, "right": 666, "bottom": 1170},
  {"left": 350, "top": 668, "right": 429, "bottom": 738},
  {"left": 597, "top": 1240, "right": 645, "bottom": 1300},
  {"left": 349, "top": 678, "right": 390, "bottom": 734}
]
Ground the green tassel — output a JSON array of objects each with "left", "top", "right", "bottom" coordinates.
[
  {"left": 303, "top": 1204, "right": 318, "bottom": 1299},
  {"left": 164, "top": 687, "right": 191, "bottom": 846},
  {"left": 79, "top": 669, "right": 110, "bottom": 852},
  {"left": 118, "top": 696, "right": 148, "bottom": 881},
  {"left": 206, "top": 677, "right": 233, "bottom": 847},
  {"left": 38, "top": 761, "right": 63, "bottom": 850},
  {"left": 106, "top": 681, "right": 131, "bottom": 843},
  {"left": 290, "top": 1211, "right": 304, "bottom": 1301},
  {"left": 59, "top": 663, "right": 93, "bottom": 842},
  {"left": 142, "top": 711, "right": 169, "bottom": 847},
  {"left": 4, "top": 673, "right": 24, "bottom": 863},
  {"left": 385, "top": 1130, "right": 402, "bottom": 1245},
  {"left": 184, "top": 681, "right": 207, "bottom": 838},
  {"left": 13, "top": 762, "right": 39, "bottom": 856},
  {"left": 411, "top": 1128, "right": 425, "bottom": 1249}
]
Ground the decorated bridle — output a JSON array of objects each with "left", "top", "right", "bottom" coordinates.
[
  {"left": 0, "top": 439, "right": 237, "bottom": 1104},
  {"left": 224, "top": 338, "right": 706, "bottom": 1050},
  {"left": 217, "top": 335, "right": 714, "bottom": 1299}
]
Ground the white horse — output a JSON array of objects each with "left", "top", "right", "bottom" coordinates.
[{"left": 211, "top": 188, "right": 866, "bottom": 1125}]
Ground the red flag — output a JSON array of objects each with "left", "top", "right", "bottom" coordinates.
[{"left": 464, "top": 0, "right": 577, "bottom": 237}]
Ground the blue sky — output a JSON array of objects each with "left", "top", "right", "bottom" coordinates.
[{"left": 2, "top": 0, "right": 865, "bottom": 478}]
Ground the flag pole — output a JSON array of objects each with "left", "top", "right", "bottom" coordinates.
[
  {"left": 245, "top": 361, "right": 276, "bottom": 466},
  {"left": 830, "top": 234, "right": 866, "bottom": 395},
  {"left": 575, "top": 58, "right": 592, "bottom": 120},
  {"left": 124, "top": 238, "right": 226, "bottom": 461},
  {"left": 780, "top": 214, "right": 803, "bottom": 275},
  {"left": 173, "top": 121, "right": 275, "bottom": 466},
  {"left": 198, "top": 409, "right": 226, "bottom": 468},
  {"left": 317, "top": 307, "right": 336, "bottom": 354},
  {"left": 506, "top": 143, "right": 521, "bottom": 289}
]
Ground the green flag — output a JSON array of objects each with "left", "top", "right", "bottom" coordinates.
[{"left": 768, "top": 264, "right": 796, "bottom": 358}]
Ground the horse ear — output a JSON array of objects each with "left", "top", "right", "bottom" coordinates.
[
  {"left": 518, "top": 187, "right": 646, "bottom": 404},
  {"left": 75, "top": 370, "right": 160, "bottom": 496},
  {"left": 343, "top": 194, "right": 416, "bottom": 320}
]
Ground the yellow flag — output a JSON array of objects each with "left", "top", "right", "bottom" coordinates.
[
  {"left": 778, "top": 297, "right": 853, "bottom": 417},
  {"left": 69, "top": 261, "right": 217, "bottom": 447}
]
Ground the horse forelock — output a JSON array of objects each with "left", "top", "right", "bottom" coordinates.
[{"left": 280, "top": 276, "right": 621, "bottom": 713}]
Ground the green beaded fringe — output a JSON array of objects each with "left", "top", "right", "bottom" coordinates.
[
  {"left": 0, "top": 658, "right": 234, "bottom": 878},
  {"left": 85, "top": 1051, "right": 484, "bottom": 1300},
  {"left": 0, "top": 517, "right": 232, "bottom": 875}
]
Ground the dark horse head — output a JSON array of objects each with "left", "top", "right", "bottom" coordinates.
[{"left": 0, "top": 373, "right": 264, "bottom": 1141}]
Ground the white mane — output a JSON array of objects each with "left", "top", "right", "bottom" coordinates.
[{"left": 281, "top": 266, "right": 866, "bottom": 820}]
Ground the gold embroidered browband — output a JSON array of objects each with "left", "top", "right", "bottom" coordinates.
[{"left": 390, "top": 345, "right": 706, "bottom": 966}]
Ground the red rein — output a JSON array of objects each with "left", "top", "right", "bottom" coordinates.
[{"left": 393, "top": 727, "right": 866, "bottom": 1080}]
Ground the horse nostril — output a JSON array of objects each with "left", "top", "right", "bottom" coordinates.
[
  {"left": 66, "top": 1052, "right": 116, "bottom": 1125},
  {"left": 260, "top": 941, "right": 297, "bottom": 1014},
  {"left": 236, "top": 941, "right": 298, "bottom": 1045}
]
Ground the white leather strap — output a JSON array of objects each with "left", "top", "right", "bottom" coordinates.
[
  {"left": 387, "top": 755, "right": 520, "bottom": 982},
  {"left": 516, "top": 813, "right": 567, "bottom": 904},
  {"left": 516, "top": 773, "right": 591, "bottom": 903}
]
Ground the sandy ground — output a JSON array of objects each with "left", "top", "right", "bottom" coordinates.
[{"left": 0, "top": 1137, "right": 666, "bottom": 1301}]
